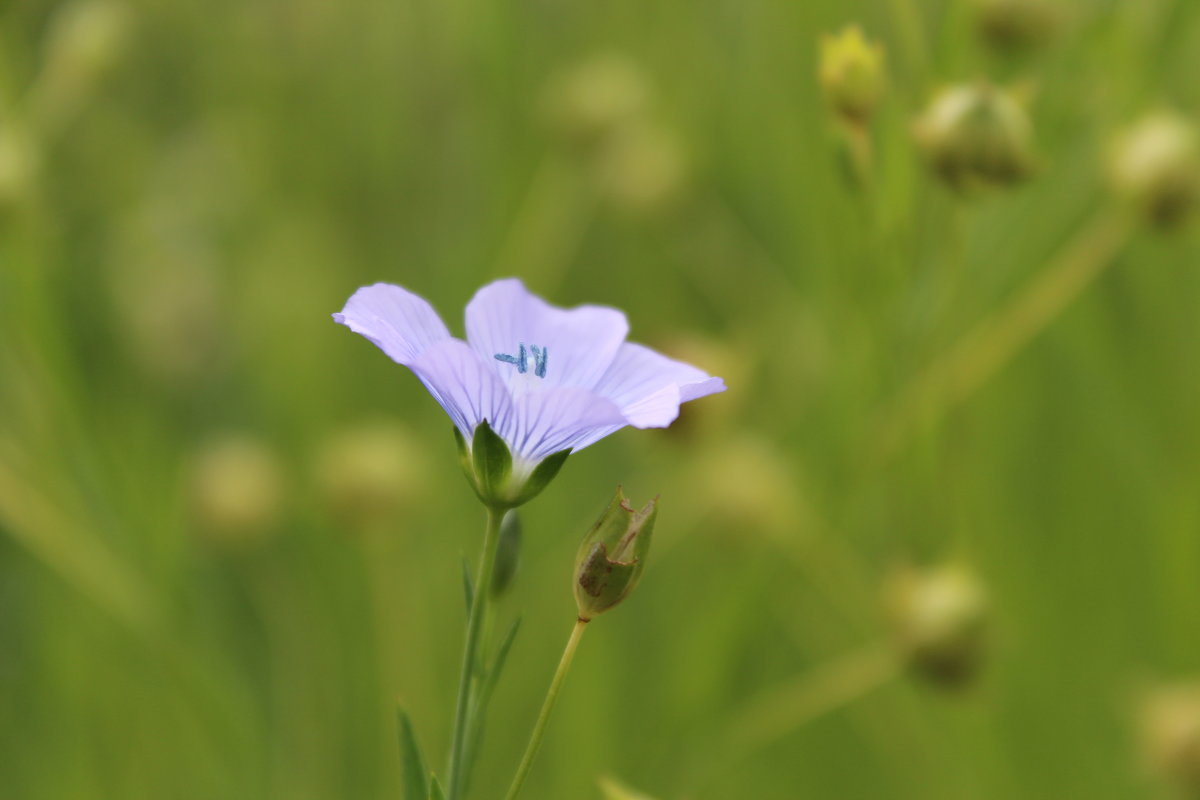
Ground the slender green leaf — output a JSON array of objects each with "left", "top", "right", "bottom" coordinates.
[
  {"left": 460, "top": 556, "right": 474, "bottom": 615},
  {"left": 482, "top": 617, "right": 521, "bottom": 699},
  {"left": 428, "top": 775, "right": 446, "bottom": 800},
  {"left": 396, "top": 707, "right": 429, "bottom": 800}
]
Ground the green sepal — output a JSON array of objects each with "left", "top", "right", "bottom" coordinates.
[
  {"left": 452, "top": 427, "right": 474, "bottom": 485},
  {"left": 396, "top": 707, "right": 429, "bottom": 800},
  {"left": 511, "top": 448, "right": 570, "bottom": 506},
  {"left": 573, "top": 488, "right": 658, "bottom": 620},
  {"left": 428, "top": 775, "right": 446, "bottom": 800},
  {"left": 471, "top": 420, "right": 512, "bottom": 506},
  {"left": 490, "top": 511, "right": 522, "bottom": 597}
]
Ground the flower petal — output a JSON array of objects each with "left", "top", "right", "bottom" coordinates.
[
  {"left": 592, "top": 342, "right": 726, "bottom": 427},
  {"left": 333, "top": 283, "right": 451, "bottom": 365},
  {"left": 407, "top": 339, "right": 515, "bottom": 438},
  {"left": 465, "top": 278, "right": 629, "bottom": 392},
  {"left": 500, "top": 386, "right": 626, "bottom": 464}
]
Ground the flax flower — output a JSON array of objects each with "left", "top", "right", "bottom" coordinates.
[{"left": 333, "top": 278, "right": 724, "bottom": 505}]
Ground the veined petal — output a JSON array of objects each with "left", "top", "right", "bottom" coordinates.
[
  {"left": 593, "top": 342, "right": 727, "bottom": 427},
  {"left": 465, "top": 278, "right": 629, "bottom": 392},
  {"left": 333, "top": 282, "right": 451, "bottom": 365},
  {"left": 501, "top": 386, "right": 627, "bottom": 466},
  {"left": 408, "top": 339, "right": 515, "bottom": 439}
]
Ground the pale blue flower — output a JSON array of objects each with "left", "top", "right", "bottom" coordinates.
[{"left": 333, "top": 278, "right": 725, "bottom": 476}]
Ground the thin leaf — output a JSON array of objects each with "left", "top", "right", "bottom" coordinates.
[
  {"left": 396, "top": 706, "right": 429, "bottom": 800},
  {"left": 482, "top": 617, "right": 522, "bottom": 699},
  {"left": 428, "top": 775, "right": 446, "bottom": 800},
  {"left": 460, "top": 556, "right": 474, "bottom": 615}
]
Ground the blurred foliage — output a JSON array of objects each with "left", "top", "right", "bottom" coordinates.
[{"left": 2, "top": 0, "right": 1200, "bottom": 798}]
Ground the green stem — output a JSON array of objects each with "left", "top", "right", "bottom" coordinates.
[
  {"left": 886, "top": 0, "right": 929, "bottom": 93},
  {"left": 503, "top": 618, "right": 589, "bottom": 800},
  {"left": 446, "top": 506, "right": 504, "bottom": 800}
]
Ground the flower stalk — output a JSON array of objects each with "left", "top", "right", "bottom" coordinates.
[
  {"left": 503, "top": 618, "right": 590, "bottom": 800},
  {"left": 445, "top": 507, "right": 504, "bottom": 800}
]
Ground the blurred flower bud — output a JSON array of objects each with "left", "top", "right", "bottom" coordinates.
[
  {"left": 0, "top": 122, "right": 40, "bottom": 210},
  {"left": 884, "top": 563, "right": 989, "bottom": 687},
  {"left": 1140, "top": 682, "right": 1200, "bottom": 793},
  {"left": 491, "top": 510, "right": 521, "bottom": 598},
  {"left": 541, "top": 53, "right": 651, "bottom": 151},
  {"left": 190, "top": 434, "right": 284, "bottom": 549},
  {"left": 1109, "top": 111, "right": 1200, "bottom": 229},
  {"left": 314, "top": 420, "right": 427, "bottom": 526},
  {"left": 818, "top": 25, "right": 886, "bottom": 126},
  {"left": 574, "top": 488, "right": 657, "bottom": 621},
  {"left": 34, "top": 0, "right": 132, "bottom": 130},
  {"left": 592, "top": 118, "right": 687, "bottom": 215},
  {"left": 690, "top": 435, "right": 801, "bottom": 536},
  {"left": 914, "top": 83, "right": 1035, "bottom": 190},
  {"left": 973, "top": 0, "right": 1058, "bottom": 52},
  {"left": 598, "top": 775, "right": 660, "bottom": 800},
  {"left": 107, "top": 252, "right": 222, "bottom": 384}
]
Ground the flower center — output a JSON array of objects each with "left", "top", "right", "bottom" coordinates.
[{"left": 494, "top": 343, "right": 548, "bottom": 378}]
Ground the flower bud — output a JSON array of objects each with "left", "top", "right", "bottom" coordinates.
[
  {"left": 491, "top": 510, "right": 521, "bottom": 598},
  {"left": 884, "top": 563, "right": 989, "bottom": 687},
  {"left": 313, "top": 420, "right": 427, "bottom": 527},
  {"left": 973, "top": 0, "right": 1058, "bottom": 52},
  {"left": 574, "top": 488, "right": 657, "bottom": 621},
  {"left": 914, "top": 83, "right": 1035, "bottom": 190},
  {"left": 818, "top": 25, "right": 886, "bottom": 126},
  {"left": 190, "top": 434, "right": 284, "bottom": 550},
  {"left": 1109, "top": 111, "right": 1200, "bottom": 229},
  {"left": 541, "top": 53, "right": 651, "bottom": 151},
  {"left": 1139, "top": 682, "right": 1200, "bottom": 793}
]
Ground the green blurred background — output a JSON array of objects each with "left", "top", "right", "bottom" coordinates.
[{"left": 3, "top": 0, "right": 1200, "bottom": 797}]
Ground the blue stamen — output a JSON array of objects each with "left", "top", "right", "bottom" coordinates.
[
  {"left": 495, "top": 343, "right": 548, "bottom": 378},
  {"left": 531, "top": 345, "right": 548, "bottom": 378}
]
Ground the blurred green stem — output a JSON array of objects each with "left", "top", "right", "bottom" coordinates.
[
  {"left": 446, "top": 507, "right": 503, "bottom": 800},
  {"left": 886, "top": 0, "right": 929, "bottom": 92},
  {"left": 492, "top": 156, "right": 592, "bottom": 294},
  {"left": 504, "top": 618, "right": 589, "bottom": 800},
  {"left": 874, "top": 207, "right": 1135, "bottom": 462}
]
